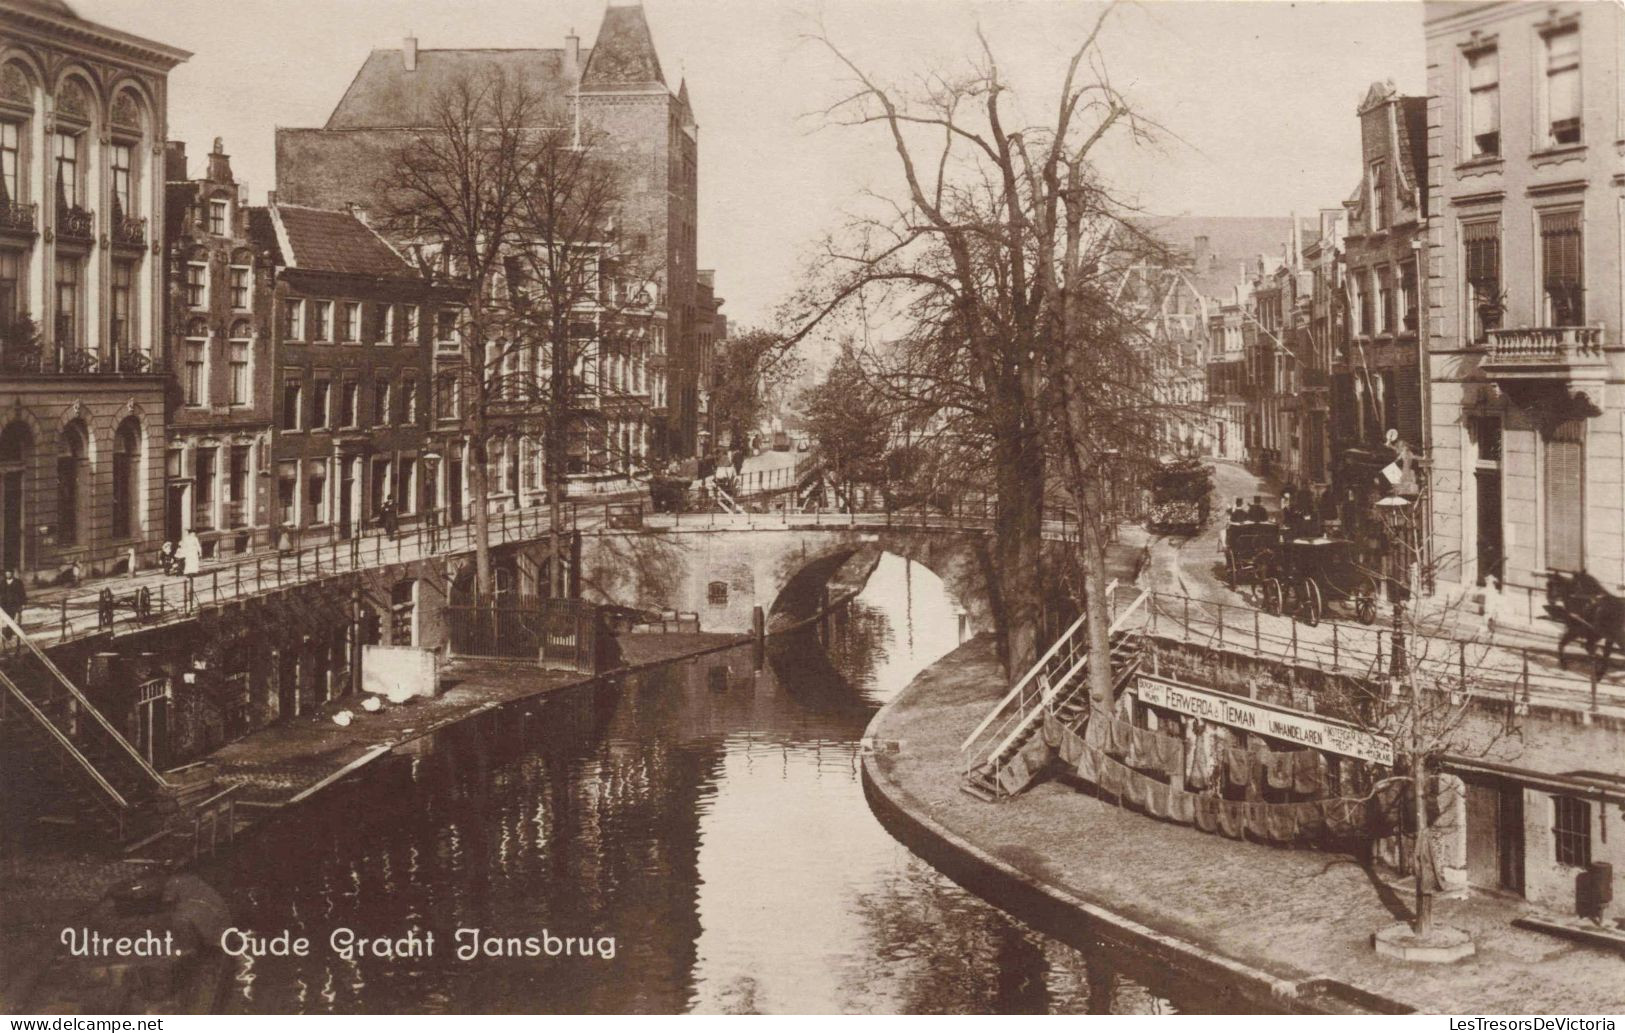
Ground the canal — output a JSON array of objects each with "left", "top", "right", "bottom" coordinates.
[{"left": 216, "top": 553, "right": 1204, "bottom": 1014}]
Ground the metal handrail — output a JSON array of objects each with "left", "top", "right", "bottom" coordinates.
[
  {"left": 0, "top": 665, "right": 131, "bottom": 810},
  {"left": 0, "top": 607, "right": 169, "bottom": 789}
]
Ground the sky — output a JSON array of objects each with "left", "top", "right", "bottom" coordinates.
[{"left": 70, "top": 0, "right": 1427, "bottom": 330}]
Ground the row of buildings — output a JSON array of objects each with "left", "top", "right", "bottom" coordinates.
[
  {"left": 0, "top": 0, "right": 723, "bottom": 582},
  {"left": 1142, "top": 0, "right": 1622, "bottom": 626}
]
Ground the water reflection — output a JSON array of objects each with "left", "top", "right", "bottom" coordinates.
[{"left": 214, "top": 554, "right": 1191, "bottom": 1014}]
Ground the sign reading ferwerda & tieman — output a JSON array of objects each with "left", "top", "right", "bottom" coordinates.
[{"left": 1133, "top": 675, "right": 1394, "bottom": 766}]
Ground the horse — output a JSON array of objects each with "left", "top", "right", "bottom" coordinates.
[{"left": 1543, "top": 569, "right": 1625, "bottom": 679}]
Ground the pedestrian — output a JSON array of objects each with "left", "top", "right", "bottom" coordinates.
[
  {"left": 178, "top": 529, "right": 203, "bottom": 577},
  {"left": 158, "top": 539, "right": 178, "bottom": 575},
  {"left": 1, "top": 568, "right": 26, "bottom": 644},
  {"left": 381, "top": 494, "right": 399, "bottom": 538}
]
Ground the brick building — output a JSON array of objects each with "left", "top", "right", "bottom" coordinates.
[
  {"left": 271, "top": 3, "right": 701, "bottom": 465},
  {"left": 250, "top": 202, "right": 462, "bottom": 548},
  {"left": 0, "top": 0, "right": 188, "bottom": 581},
  {"left": 1424, "top": 0, "right": 1624, "bottom": 617},
  {"left": 162, "top": 137, "right": 276, "bottom": 557}
]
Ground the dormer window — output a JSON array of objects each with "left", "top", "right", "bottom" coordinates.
[{"left": 1542, "top": 25, "right": 1581, "bottom": 147}]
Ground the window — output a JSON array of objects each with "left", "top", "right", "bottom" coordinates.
[
  {"left": 53, "top": 132, "right": 80, "bottom": 207},
  {"left": 229, "top": 334, "right": 250, "bottom": 406},
  {"left": 374, "top": 376, "right": 391, "bottom": 426},
  {"left": 1553, "top": 795, "right": 1591, "bottom": 868},
  {"left": 1543, "top": 27, "right": 1581, "bottom": 146},
  {"left": 281, "top": 375, "right": 302, "bottom": 431},
  {"left": 1399, "top": 261, "right": 1418, "bottom": 332},
  {"left": 229, "top": 266, "right": 249, "bottom": 309},
  {"left": 228, "top": 445, "right": 250, "bottom": 528},
  {"left": 1464, "top": 221, "right": 1501, "bottom": 342},
  {"left": 57, "top": 422, "right": 85, "bottom": 546},
  {"left": 54, "top": 256, "right": 79, "bottom": 348},
  {"left": 184, "top": 337, "right": 206, "bottom": 406},
  {"left": 111, "top": 420, "right": 138, "bottom": 540},
  {"left": 311, "top": 376, "right": 330, "bottom": 430},
  {"left": 0, "top": 121, "right": 20, "bottom": 206},
  {"left": 401, "top": 376, "right": 418, "bottom": 422},
  {"left": 277, "top": 461, "right": 297, "bottom": 524},
  {"left": 1466, "top": 46, "right": 1499, "bottom": 158},
  {"left": 208, "top": 198, "right": 228, "bottom": 236},
  {"left": 707, "top": 580, "right": 728, "bottom": 606},
  {"left": 110, "top": 260, "right": 135, "bottom": 350},
  {"left": 1376, "top": 267, "right": 1393, "bottom": 334},
  {"left": 109, "top": 142, "right": 133, "bottom": 217},
  {"left": 436, "top": 372, "right": 460, "bottom": 421},
  {"left": 436, "top": 309, "right": 457, "bottom": 344},
  {"left": 1368, "top": 161, "right": 1387, "bottom": 231},
  {"left": 1540, "top": 210, "right": 1583, "bottom": 326},
  {"left": 398, "top": 458, "right": 417, "bottom": 515},
  {"left": 283, "top": 298, "right": 304, "bottom": 341},
  {"left": 340, "top": 301, "right": 360, "bottom": 343},
  {"left": 341, "top": 378, "right": 358, "bottom": 428},
  {"left": 0, "top": 250, "right": 21, "bottom": 329},
  {"left": 1544, "top": 418, "right": 1585, "bottom": 572},
  {"left": 185, "top": 263, "right": 207, "bottom": 308},
  {"left": 194, "top": 447, "right": 216, "bottom": 530},
  {"left": 312, "top": 301, "right": 332, "bottom": 342},
  {"left": 305, "top": 459, "right": 327, "bottom": 525},
  {"left": 400, "top": 304, "right": 418, "bottom": 344},
  {"left": 380, "top": 304, "right": 394, "bottom": 346}
]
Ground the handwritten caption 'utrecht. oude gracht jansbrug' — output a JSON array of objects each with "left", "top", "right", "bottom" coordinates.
[{"left": 62, "top": 926, "right": 618, "bottom": 962}]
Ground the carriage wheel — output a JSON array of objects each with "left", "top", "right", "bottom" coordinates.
[
  {"left": 1301, "top": 579, "right": 1322, "bottom": 627},
  {"left": 1355, "top": 587, "right": 1377, "bottom": 626},
  {"left": 1262, "top": 579, "right": 1282, "bottom": 616}
]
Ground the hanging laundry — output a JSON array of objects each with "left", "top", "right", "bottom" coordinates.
[
  {"left": 1144, "top": 780, "right": 1170, "bottom": 820},
  {"left": 1266, "top": 802, "right": 1299, "bottom": 843},
  {"left": 1122, "top": 768, "right": 1149, "bottom": 809},
  {"left": 1184, "top": 728, "right": 1211, "bottom": 791},
  {"left": 1293, "top": 750, "right": 1326, "bottom": 796},
  {"left": 1059, "top": 726, "right": 1086, "bottom": 766},
  {"left": 1265, "top": 749, "right": 1295, "bottom": 791},
  {"left": 1151, "top": 732, "right": 1184, "bottom": 781},
  {"left": 1128, "top": 725, "right": 1161, "bottom": 771},
  {"left": 1245, "top": 801, "right": 1271, "bottom": 840},
  {"left": 1105, "top": 716, "right": 1134, "bottom": 760},
  {"left": 1075, "top": 743, "right": 1100, "bottom": 785},
  {"left": 1099, "top": 752, "right": 1126, "bottom": 798},
  {"left": 1195, "top": 793, "right": 1221, "bottom": 834},
  {"left": 1217, "top": 799, "right": 1247, "bottom": 839},
  {"left": 1169, "top": 787, "right": 1196, "bottom": 826},
  {"left": 1224, "top": 745, "right": 1252, "bottom": 790},
  {"left": 1292, "top": 801, "right": 1325, "bottom": 838},
  {"left": 1084, "top": 712, "right": 1108, "bottom": 750},
  {"left": 1322, "top": 797, "right": 1363, "bottom": 838}
]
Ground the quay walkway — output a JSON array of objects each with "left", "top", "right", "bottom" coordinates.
[{"left": 862, "top": 635, "right": 1625, "bottom": 1014}]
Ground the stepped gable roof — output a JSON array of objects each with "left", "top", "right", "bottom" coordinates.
[
  {"left": 323, "top": 48, "right": 582, "bottom": 129},
  {"left": 268, "top": 204, "right": 412, "bottom": 279},
  {"left": 580, "top": 4, "right": 665, "bottom": 88}
]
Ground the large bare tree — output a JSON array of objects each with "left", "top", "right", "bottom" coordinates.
[{"left": 799, "top": 7, "right": 1178, "bottom": 690}]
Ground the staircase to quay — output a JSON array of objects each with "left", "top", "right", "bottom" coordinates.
[{"left": 960, "top": 585, "right": 1148, "bottom": 801}]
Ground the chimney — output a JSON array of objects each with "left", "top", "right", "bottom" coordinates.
[
  {"left": 207, "top": 137, "right": 232, "bottom": 184},
  {"left": 565, "top": 28, "right": 581, "bottom": 79},
  {"left": 238, "top": 181, "right": 250, "bottom": 206},
  {"left": 403, "top": 35, "right": 418, "bottom": 71},
  {"left": 164, "top": 140, "right": 187, "bottom": 181},
  {"left": 1193, "top": 234, "right": 1209, "bottom": 271}
]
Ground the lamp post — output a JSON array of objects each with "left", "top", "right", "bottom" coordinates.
[{"left": 1375, "top": 490, "right": 1432, "bottom": 937}]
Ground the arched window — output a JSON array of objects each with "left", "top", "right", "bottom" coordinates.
[
  {"left": 111, "top": 417, "right": 140, "bottom": 540},
  {"left": 184, "top": 316, "right": 208, "bottom": 406},
  {"left": 228, "top": 319, "right": 252, "bottom": 406},
  {"left": 57, "top": 419, "right": 87, "bottom": 547},
  {"left": 1, "top": 62, "right": 37, "bottom": 216}
]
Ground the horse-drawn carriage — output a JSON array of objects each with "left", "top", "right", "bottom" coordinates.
[
  {"left": 1223, "top": 521, "right": 1280, "bottom": 590},
  {"left": 1543, "top": 569, "right": 1624, "bottom": 679},
  {"left": 1259, "top": 536, "right": 1379, "bottom": 626},
  {"left": 1146, "top": 459, "right": 1213, "bottom": 535}
]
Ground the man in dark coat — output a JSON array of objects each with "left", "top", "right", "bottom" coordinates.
[
  {"left": 1245, "top": 495, "right": 1269, "bottom": 523},
  {"left": 1, "top": 568, "right": 25, "bottom": 646}
]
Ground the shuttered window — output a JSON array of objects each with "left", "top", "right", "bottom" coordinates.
[
  {"left": 1540, "top": 210, "right": 1583, "bottom": 326},
  {"left": 1463, "top": 221, "right": 1500, "bottom": 342},
  {"left": 1544, "top": 419, "right": 1585, "bottom": 572}
]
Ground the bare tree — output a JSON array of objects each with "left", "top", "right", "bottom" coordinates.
[{"left": 798, "top": 6, "right": 1180, "bottom": 685}]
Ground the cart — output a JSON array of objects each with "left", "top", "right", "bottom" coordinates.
[
  {"left": 1223, "top": 521, "right": 1281, "bottom": 592},
  {"left": 1146, "top": 459, "right": 1213, "bottom": 535},
  {"left": 1270, "top": 536, "right": 1379, "bottom": 626}
]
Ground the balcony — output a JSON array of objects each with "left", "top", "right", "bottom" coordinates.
[
  {"left": 56, "top": 204, "right": 94, "bottom": 243},
  {"left": 0, "top": 344, "right": 162, "bottom": 376},
  {"left": 1480, "top": 326, "right": 1607, "bottom": 383},
  {"left": 0, "top": 200, "right": 37, "bottom": 236},
  {"left": 112, "top": 214, "right": 147, "bottom": 248}
]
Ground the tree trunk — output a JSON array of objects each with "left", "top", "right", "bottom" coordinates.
[
  {"left": 1075, "top": 480, "right": 1115, "bottom": 711},
  {"left": 993, "top": 428, "right": 1044, "bottom": 679},
  {"left": 468, "top": 434, "right": 493, "bottom": 597}
]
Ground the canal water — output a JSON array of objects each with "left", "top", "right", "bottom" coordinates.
[{"left": 216, "top": 554, "right": 1202, "bottom": 1014}]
